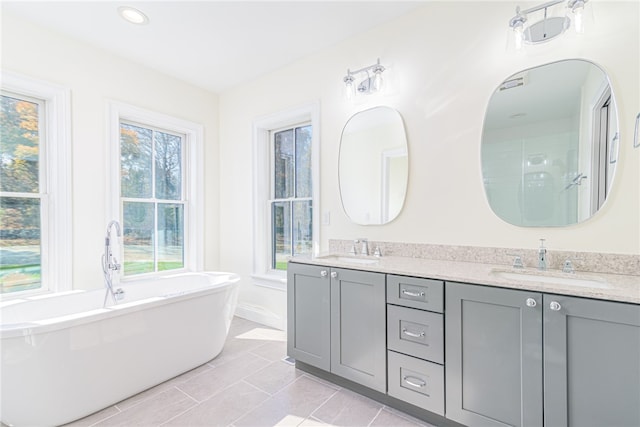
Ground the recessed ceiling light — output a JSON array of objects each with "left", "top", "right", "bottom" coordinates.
[{"left": 118, "top": 6, "right": 149, "bottom": 25}]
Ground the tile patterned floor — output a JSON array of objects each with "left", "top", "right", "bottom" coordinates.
[{"left": 61, "top": 317, "right": 437, "bottom": 427}]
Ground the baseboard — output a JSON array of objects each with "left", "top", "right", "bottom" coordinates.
[{"left": 234, "top": 302, "right": 286, "bottom": 331}]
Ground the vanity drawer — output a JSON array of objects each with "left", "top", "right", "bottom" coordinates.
[
  {"left": 387, "top": 305, "right": 443, "bottom": 364},
  {"left": 387, "top": 350, "right": 444, "bottom": 416},
  {"left": 386, "top": 275, "right": 443, "bottom": 313}
]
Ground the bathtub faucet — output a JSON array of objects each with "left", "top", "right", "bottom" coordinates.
[
  {"left": 102, "top": 220, "right": 123, "bottom": 306},
  {"left": 104, "top": 220, "right": 121, "bottom": 272}
]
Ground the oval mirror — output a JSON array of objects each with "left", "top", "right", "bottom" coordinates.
[
  {"left": 339, "top": 106, "right": 408, "bottom": 225},
  {"left": 481, "top": 59, "right": 619, "bottom": 227}
]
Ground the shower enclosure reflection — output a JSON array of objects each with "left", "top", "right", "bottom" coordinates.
[{"left": 481, "top": 59, "right": 619, "bottom": 227}]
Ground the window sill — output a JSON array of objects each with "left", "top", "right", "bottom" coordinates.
[{"left": 251, "top": 273, "right": 287, "bottom": 292}]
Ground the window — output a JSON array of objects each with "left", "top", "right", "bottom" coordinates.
[
  {"left": 120, "top": 122, "right": 185, "bottom": 275},
  {"left": 0, "top": 93, "right": 44, "bottom": 293},
  {"left": 270, "top": 124, "right": 313, "bottom": 270},
  {"left": 252, "top": 102, "right": 319, "bottom": 287},
  {"left": 0, "top": 72, "right": 71, "bottom": 297},
  {"left": 109, "top": 102, "right": 203, "bottom": 278}
]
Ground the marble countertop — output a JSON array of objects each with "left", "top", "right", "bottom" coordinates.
[{"left": 291, "top": 253, "right": 640, "bottom": 304}]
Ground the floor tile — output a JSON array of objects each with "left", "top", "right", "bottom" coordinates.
[
  {"left": 250, "top": 340, "right": 289, "bottom": 362},
  {"left": 227, "top": 316, "right": 264, "bottom": 337},
  {"left": 297, "top": 418, "right": 329, "bottom": 426},
  {"left": 312, "top": 388, "right": 383, "bottom": 426},
  {"left": 177, "top": 352, "right": 271, "bottom": 401},
  {"left": 163, "top": 381, "right": 270, "bottom": 426},
  {"left": 62, "top": 406, "right": 121, "bottom": 427},
  {"left": 94, "top": 388, "right": 196, "bottom": 426},
  {"left": 233, "top": 376, "right": 339, "bottom": 427},
  {"left": 244, "top": 359, "right": 303, "bottom": 395},
  {"left": 375, "top": 407, "right": 438, "bottom": 427}
]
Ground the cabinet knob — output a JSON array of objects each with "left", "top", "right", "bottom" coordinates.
[
  {"left": 549, "top": 301, "right": 562, "bottom": 311},
  {"left": 330, "top": 271, "right": 338, "bottom": 279},
  {"left": 526, "top": 298, "right": 537, "bottom": 308},
  {"left": 320, "top": 270, "right": 328, "bottom": 277}
]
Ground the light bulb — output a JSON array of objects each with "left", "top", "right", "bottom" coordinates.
[
  {"left": 513, "top": 23, "right": 524, "bottom": 50},
  {"left": 573, "top": 1, "right": 585, "bottom": 33},
  {"left": 373, "top": 71, "right": 383, "bottom": 92},
  {"left": 343, "top": 75, "right": 355, "bottom": 100}
]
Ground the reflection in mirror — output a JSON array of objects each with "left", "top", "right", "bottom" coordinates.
[
  {"left": 481, "top": 60, "right": 619, "bottom": 227},
  {"left": 339, "top": 106, "right": 408, "bottom": 225}
]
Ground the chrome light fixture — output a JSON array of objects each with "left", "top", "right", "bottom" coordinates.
[
  {"left": 343, "top": 58, "right": 386, "bottom": 99},
  {"left": 508, "top": 0, "right": 589, "bottom": 49}
]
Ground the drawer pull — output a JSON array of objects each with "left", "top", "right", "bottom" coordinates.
[
  {"left": 402, "top": 328, "right": 425, "bottom": 338},
  {"left": 401, "top": 289, "right": 425, "bottom": 298},
  {"left": 403, "top": 376, "right": 426, "bottom": 388}
]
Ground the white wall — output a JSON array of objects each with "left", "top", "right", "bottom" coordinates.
[
  {"left": 218, "top": 1, "right": 640, "bottom": 328},
  {"left": 1, "top": 11, "right": 221, "bottom": 289}
]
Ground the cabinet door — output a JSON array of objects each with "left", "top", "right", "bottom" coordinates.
[
  {"left": 330, "top": 268, "right": 386, "bottom": 392},
  {"left": 445, "top": 282, "right": 543, "bottom": 427},
  {"left": 287, "top": 262, "right": 331, "bottom": 371},
  {"left": 544, "top": 295, "right": 640, "bottom": 427}
]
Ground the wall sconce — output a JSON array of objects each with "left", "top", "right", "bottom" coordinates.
[
  {"left": 508, "top": 0, "right": 590, "bottom": 49},
  {"left": 343, "top": 58, "right": 386, "bottom": 100}
]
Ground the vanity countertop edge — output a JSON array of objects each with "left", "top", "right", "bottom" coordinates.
[{"left": 289, "top": 253, "right": 640, "bottom": 304}]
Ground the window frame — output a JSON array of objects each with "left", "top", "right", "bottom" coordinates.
[
  {"left": 269, "top": 123, "right": 313, "bottom": 271},
  {"left": 251, "top": 102, "right": 320, "bottom": 290},
  {"left": 0, "top": 71, "right": 72, "bottom": 299},
  {"left": 107, "top": 101, "right": 204, "bottom": 280}
]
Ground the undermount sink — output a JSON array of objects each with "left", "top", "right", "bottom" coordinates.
[
  {"left": 490, "top": 269, "right": 610, "bottom": 289},
  {"left": 316, "top": 255, "right": 379, "bottom": 265}
]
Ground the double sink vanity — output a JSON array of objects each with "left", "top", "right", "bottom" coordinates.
[
  {"left": 286, "top": 248, "right": 640, "bottom": 427},
  {"left": 286, "top": 55, "right": 640, "bottom": 426}
]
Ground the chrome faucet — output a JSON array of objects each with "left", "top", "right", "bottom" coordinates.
[
  {"left": 538, "top": 239, "right": 547, "bottom": 271},
  {"left": 102, "top": 220, "right": 124, "bottom": 306},
  {"left": 349, "top": 239, "right": 359, "bottom": 255},
  {"left": 360, "top": 238, "right": 369, "bottom": 256}
]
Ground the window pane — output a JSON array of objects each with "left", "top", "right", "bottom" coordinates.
[
  {"left": 155, "top": 131, "right": 182, "bottom": 200},
  {"left": 0, "top": 197, "right": 41, "bottom": 293},
  {"left": 120, "top": 123, "right": 152, "bottom": 198},
  {"left": 292, "top": 200, "right": 312, "bottom": 257},
  {"left": 295, "top": 125, "right": 312, "bottom": 198},
  {"left": 0, "top": 95, "right": 40, "bottom": 193},
  {"left": 158, "top": 203, "right": 184, "bottom": 271},
  {"left": 272, "top": 201, "right": 290, "bottom": 270},
  {"left": 123, "top": 201, "right": 154, "bottom": 275},
  {"left": 274, "top": 129, "right": 294, "bottom": 199}
]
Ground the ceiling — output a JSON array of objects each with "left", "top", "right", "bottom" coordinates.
[{"left": 2, "top": 1, "right": 423, "bottom": 93}]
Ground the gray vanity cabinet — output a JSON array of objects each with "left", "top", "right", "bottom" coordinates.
[
  {"left": 331, "top": 268, "right": 387, "bottom": 393},
  {"left": 287, "top": 262, "right": 387, "bottom": 393},
  {"left": 543, "top": 294, "right": 640, "bottom": 427},
  {"left": 446, "top": 282, "right": 640, "bottom": 427},
  {"left": 287, "top": 263, "right": 331, "bottom": 371},
  {"left": 445, "top": 282, "right": 543, "bottom": 427}
]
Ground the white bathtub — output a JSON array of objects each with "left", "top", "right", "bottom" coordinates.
[{"left": 0, "top": 271, "right": 240, "bottom": 426}]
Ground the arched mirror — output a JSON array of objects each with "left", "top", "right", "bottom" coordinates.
[
  {"left": 339, "top": 106, "right": 408, "bottom": 225},
  {"left": 481, "top": 59, "right": 619, "bottom": 227}
]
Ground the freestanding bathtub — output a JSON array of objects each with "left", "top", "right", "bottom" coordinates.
[{"left": 0, "top": 271, "right": 240, "bottom": 426}]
